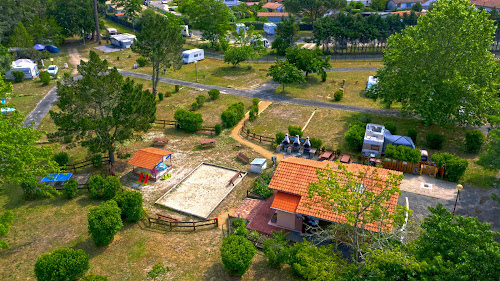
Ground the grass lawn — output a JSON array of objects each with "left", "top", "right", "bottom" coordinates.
[{"left": 101, "top": 17, "right": 134, "bottom": 34}]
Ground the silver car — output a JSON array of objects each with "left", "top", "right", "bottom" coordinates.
[{"left": 47, "top": 65, "right": 58, "bottom": 76}]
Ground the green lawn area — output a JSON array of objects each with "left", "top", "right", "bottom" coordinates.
[{"left": 101, "top": 17, "right": 134, "bottom": 34}]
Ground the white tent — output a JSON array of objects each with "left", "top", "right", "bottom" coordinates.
[{"left": 5, "top": 59, "right": 39, "bottom": 80}]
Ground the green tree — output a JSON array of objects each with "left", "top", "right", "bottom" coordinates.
[
  {"left": 132, "top": 11, "right": 185, "bottom": 96},
  {"left": 179, "top": 0, "right": 232, "bottom": 47},
  {"left": 370, "top": 0, "right": 388, "bottom": 11},
  {"left": 344, "top": 123, "right": 365, "bottom": 151},
  {"left": 431, "top": 152, "right": 468, "bottom": 182},
  {"left": 308, "top": 163, "right": 405, "bottom": 261},
  {"left": 220, "top": 235, "right": 256, "bottom": 277},
  {"left": 88, "top": 200, "right": 123, "bottom": 246},
  {"left": 478, "top": 129, "right": 500, "bottom": 169},
  {"left": 34, "top": 248, "right": 89, "bottom": 281},
  {"left": 49, "top": 51, "right": 156, "bottom": 166},
  {"left": 267, "top": 59, "right": 304, "bottom": 93},
  {"left": 290, "top": 242, "right": 349, "bottom": 280},
  {"left": 410, "top": 203, "right": 500, "bottom": 280},
  {"left": 53, "top": 0, "right": 94, "bottom": 37},
  {"left": 224, "top": 45, "right": 255, "bottom": 67},
  {"left": 285, "top": 47, "right": 331, "bottom": 77},
  {"left": 465, "top": 129, "right": 485, "bottom": 153},
  {"left": 112, "top": 0, "right": 142, "bottom": 29},
  {"left": 412, "top": 2, "right": 423, "bottom": 12},
  {"left": 0, "top": 45, "right": 12, "bottom": 75},
  {"left": 272, "top": 16, "right": 299, "bottom": 55},
  {"left": 114, "top": 189, "right": 143, "bottom": 222},
  {"left": 376, "top": 0, "right": 499, "bottom": 126},
  {"left": 285, "top": 0, "right": 346, "bottom": 26},
  {"left": 8, "top": 22, "right": 33, "bottom": 48},
  {"left": 64, "top": 179, "right": 79, "bottom": 199},
  {"left": 263, "top": 231, "right": 289, "bottom": 269},
  {"left": 0, "top": 211, "right": 14, "bottom": 249},
  {"left": 0, "top": 73, "right": 12, "bottom": 99},
  {"left": 27, "top": 16, "right": 64, "bottom": 46}
]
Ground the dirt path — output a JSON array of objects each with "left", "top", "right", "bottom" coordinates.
[
  {"left": 231, "top": 101, "right": 284, "bottom": 162},
  {"left": 67, "top": 47, "right": 88, "bottom": 75}
]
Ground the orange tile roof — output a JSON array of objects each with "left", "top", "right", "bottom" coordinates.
[
  {"left": 263, "top": 2, "right": 283, "bottom": 9},
  {"left": 127, "top": 147, "right": 173, "bottom": 170},
  {"left": 390, "top": 11, "right": 426, "bottom": 17},
  {"left": 470, "top": 0, "right": 500, "bottom": 8},
  {"left": 271, "top": 191, "right": 301, "bottom": 213},
  {"left": 269, "top": 157, "right": 402, "bottom": 232},
  {"left": 257, "top": 12, "right": 289, "bottom": 17}
]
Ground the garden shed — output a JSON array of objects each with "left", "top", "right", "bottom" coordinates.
[
  {"left": 250, "top": 158, "right": 267, "bottom": 173},
  {"left": 128, "top": 147, "right": 173, "bottom": 181}
]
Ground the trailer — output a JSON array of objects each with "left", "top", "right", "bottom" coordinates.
[
  {"left": 5, "top": 59, "right": 39, "bottom": 80},
  {"left": 182, "top": 49, "right": 204, "bottom": 64},
  {"left": 263, "top": 22, "right": 277, "bottom": 35},
  {"left": 181, "top": 25, "right": 191, "bottom": 37}
]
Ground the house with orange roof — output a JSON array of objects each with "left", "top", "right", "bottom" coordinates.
[
  {"left": 266, "top": 157, "right": 402, "bottom": 233},
  {"left": 470, "top": 0, "right": 500, "bottom": 11},
  {"left": 263, "top": 2, "right": 284, "bottom": 12},
  {"left": 257, "top": 12, "right": 289, "bottom": 22},
  {"left": 128, "top": 147, "right": 173, "bottom": 181}
]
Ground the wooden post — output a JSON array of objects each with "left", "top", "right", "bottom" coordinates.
[
  {"left": 259, "top": 135, "right": 262, "bottom": 143},
  {"left": 215, "top": 218, "right": 218, "bottom": 227}
]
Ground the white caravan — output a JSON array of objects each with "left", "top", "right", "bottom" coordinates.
[
  {"left": 263, "top": 23, "right": 277, "bottom": 35},
  {"left": 182, "top": 49, "right": 204, "bottom": 64},
  {"left": 181, "top": 25, "right": 191, "bottom": 37}
]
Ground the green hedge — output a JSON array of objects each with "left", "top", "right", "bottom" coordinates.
[
  {"left": 384, "top": 144, "right": 420, "bottom": 163},
  {"left": 174, "top": 109, "right": 203, "bottom": 132},
  {"left": 431, "top": 152, "right": 468, "bottom": 182},
  {"left": 221, "top": 102, "right": 245, "bottom": 128}
]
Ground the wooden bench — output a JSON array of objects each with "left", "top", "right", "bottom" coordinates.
[
  {"left": 152, "top": 138, "right": 169, "bottom": 146},
  {"left": 228, "top": 171, "right": 243, "bottom": 186},
  {"left": 200, "top": 138, "right": 216, "bottom": 148},
  {"left": 319, "top": 151, "right": 332, "bottom": 161},
  {"left": 157, "top": 213, "right": 178, "bottom": 222},
  {"left": 236, "top": 152, "right": 249, "bottom": 164},
  {"left": 340, "top": 154, "right": 351, "bottom": 164}
]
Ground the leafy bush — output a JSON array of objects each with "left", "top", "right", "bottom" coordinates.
[
  {"left": 174, "top": 109, "right": 203, "bottom": 132},
  {"left": 13, "top": 70, "right": 24, "bottom": 82},
  {"left": 64, "top": 179, "right": 79, "bottom": 199},
  {"left": 0, "top": 211, "right": 14, "bottom": 249},
  {"left": 165, "top": 91, "right": 172, "bottom": 97},
  {"left": 63, "top": 135, "right": 73, "bottom": 144},
  {"left": 275, "top": 132, "right": 285, "bottom": 144},
  {"left": 88, "top": 175, "right": 121, "bottom": 200},
  {"left": 39, "top": 71, "right": 51, "bottom": 85},
  {"left": 147, "top": 263, "right": 171, "bottom": 281},
  {"left": 263, "top": 231, "right": 289, "bottom": 269},
  {"left": 196, "top": 94, "right": 206, "bottom": 106},
  {"left": 53, "top": 152, "right": 69, "bottom": 166},
  {"left": 344, "top": 123, "right": 365, "bottom": 151},
  {"left": 21, "top": 177, "right": 59, "bottom": 199},
  {"left": 88, "top": 175, "right": 106, "bottom": 199},
  {"left": 221, "top": 102, "right": 245, "bottom": 128},
  {"left": 136, "top": 56, "right": 147, "bottom": 67},
  {"left": 252, "top": 98, "right": 260, "bottom": 106},
  {"left": 384, "top": 144, "right": 421, "bottom": 163},
  {"left": 113, "top": 189, "right": 143, "bottom": 222},
  {"left": 310, "top": 137, "right": 322, "bottom": 149},
  {"left": 158, "top": 92, "right": 164, "bottom": 101},
  {"left": 288, "top": 125, "right": 303, "bottom": 138},
  {"left": 81, "top": 275, "right": 108, "bottom": 281},
  {"left": 431, "top": 153, "right": 468, "bottom": 182},
  {"left": 426, "top": 133, "right": 445, "bottom": 150},
  {"left": 249, "top": 105, "right": 259, "bottom": 121},
  {"left": 208, "top": 89, "right": 220, "bottom": 100},
  {"left": 103, "top": 176, "right": 122, "bottom": 200},
  {"left": 465, "top": 129, "right": 485, "bottom": 153},
  {"left": 358, "top": 113, "right": 372, "bottom": 124},
  {"left": 220, "top": 235, "right": 256, "bottom": 277},
  {"left": 251, "top": 170, "right": 274, "bottom": 199},
  {"left": 214, "top": 123, "right": 222, "bottom": 135},
  {"left": 88, "top": 200, "right": 123, "bottom": 246},
  {"left": 383, "top": 122, "right": 397, "bottom": 134},
  {"left": 289, "top": 241, "right": 348, "bottom": 280},
  {"left": 408, "top": 129, "right": 418, "bottom": 144},
  {"left": 175, "top": 84, "right": 180, "bottom": 92},
  {"left": 333, "top": 89, "right": 344, "bottom": 101},
  {"left": 191, "top": 101, "right": 199, "bottom": 111},
  {"left": 91, "top": 154, "right": 103, "bottom": 168},
  {"left": 34, "top": 248, "right": 89, "bottom": 281},
  {"left": 321, "top": 70, "right": 327, "bottom": 82}
]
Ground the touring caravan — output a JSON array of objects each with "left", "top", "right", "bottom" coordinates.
[
  {"left": 263, "top": 22, "right": 277, "bottom": 35},
  {"left": 182, "top": 49, "right": 204, "bottom": 64},
  {"left": 110, "top": 33, "right": 136, "bottom": 49},
  {"left": 5, "top": 59, "right": 39, "bottom": 80},
  {"left": 181, "top": 25, "right": 191, "bottom": 37}
]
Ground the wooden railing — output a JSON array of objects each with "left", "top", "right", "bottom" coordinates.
[
  {"left": 147, "top": 216, "right": 218, "bottom": 231},
  {"left": 63, "top": 157, "right": 110, "bottom": 173},
  {"left": 240, "top": 122, "right": 275, "bottom": 144}
]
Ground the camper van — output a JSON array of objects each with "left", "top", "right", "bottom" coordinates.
[
  {"left": 5, "top": 59, "right": 39, "bottom": 80},
  {"left": 106, "top": 27, "right": 117, "bottom": 36},
  {"left": 250, "top": 38, "right": 270, "bottom": 48},
  {"left": 263, "top": 23, "right": 277, "bottom": 35},
  {"left": 182, "top": 49, "right": 204, "bottom": 64},
  {"left": 181, "top": 25, "right": 191, "bottom": 37}
]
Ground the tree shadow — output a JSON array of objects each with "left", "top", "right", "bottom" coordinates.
[{"left": 211, "top": 65, "right": 255, "bottom": 78}]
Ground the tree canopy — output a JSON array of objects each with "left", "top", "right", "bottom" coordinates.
[
  {"left": 267, "top": 59, "right": 304, "bottom": 93},
  {"left": 272, "top": 16, "right": 299, "bottom": 55},
  {"left": 285, "top": 46, "right": 331, "bottom": 77},
  {"left": 8, "top": 22, "right": 33, "bottom": 48},
  {"left": 376, "top": 0, "right": 500, "bottom": 126},
  {"left": 285, "top": 0, "right": 346, "bottom": 25}
]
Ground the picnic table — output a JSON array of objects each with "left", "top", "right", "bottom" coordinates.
[
  {"left": 309, "top": 148, "right": 317, "bottom": 158},
  {"left": 200, "top": 138, "right": 216, "bottom": 148},
  {"left": 340, "top": 154, "right": 351, "bottom": 163},
  {"left": 152, "top": 138, "right": 169, "bottom": 146},
  {"left": 319, "top": 151, "right": 332, "bottom": 160}
]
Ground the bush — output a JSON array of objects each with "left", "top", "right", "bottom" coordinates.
[
  {"left": 249, "top": 105, "right": 259, "bottom": 121},
  {"left": 88, "top": 175, "right": 121, "bottom": 200},
  {"left": 408, "top": 129, "right": 418, "bottom": 144},
  {"left": 39, "top": 71, "right": 51, "bottom": 85},
  {"left": 191, "top": 101, "right": 199, "bottom": 111},
  {"left": 91, "top": 154, "right": 103, "bottom": 168},
  {"left": 64, "top": 179, "right": 79, "bottom": 199},
  {"left": 431, "top": 153, "right": 468, "bottom": 182},
  {"left": 465, "top": 129, "right": 485, "bottom": 153},
  {"left": 34, "top": 248, "right": 89, "bottom": 281},
  {"left": 221, "top": 102, "right": 245, "bottom": 128},
  {"left": 113, "top": 190, "right": 143, "bottom": 222},
  {"left": 158, "top": 92, "right": 164, "bottom": 101},
  {"left": 20, "top": 178, "right": 59, "bottom": 199},
  {"left": 321, "top": 70, "right": 327, "bottom": 82},
  {"left": 88, "top": 175, "right": 106, "bottom": 199},
  {"left": 263, "top": 231, "right": 289, "bottom": 269},
  {"left": 208, "top": 89, "right": 220, "bottom": 100},
  {"left": 174, "top": 109, "right": 203, "bottom": 132},
  {"left": 81, "top": 275, "right": 108, "bottom": 281},
  {"left": 63, "top": 135, "right": 73, "bottom": 144},
  {"left": 215, "top": 123, "right": 222, "bottom": 135},
  {"left": 175, "top": 84, "right": 180, "bottom": 92},
  {"left": 165, "top": 91, "right": 172, "bottom": 97},
  {"left": 288, "top": 125, "right": 303, "bottom": 138},
  {"left": 275, "top": 132, "right": 285, "bottom": 144},
  {"left": 88, "top": 200, "right": 123, "bottom": 246},
  {"left": 220, "top": 235, "right": 256, "bottom": 277},
  {"left": 310, "top": 137, "right": 322, "bottom": 149},
  {"left": 116, "top": 56, "right": 119, "bottom": 60},
  {"left": 384, "top": 122, "right": 397, "bottom": 134},
  {"left": 136, "top": 56, "right": 147, "bottom": 67},
  {"left": 103, "top": 176, "right": 122, "bottom": 200},
  {"left": 196, "top": 94, "right": 206, "bottom": 106},
  {"left": 13, "top": 70, "right": 24, "bottom": 82},
  {"left": 358, "top": 113, "right": 372, "bottom": 124},
  {"left": 53, "top": 152, "right": 69, "bottom": 166},
  {"left": 252, "top": 98, "right": 260, "bottom": 106},
  {"left": 333, "top": 89, "right": 344, "bottom": 101},
  {"left": 344, "top": 123, "right": 365, "bottom": 151},
  {"left": 426, "top": 133, "right": 445, "bottom": 150},
  {"left": 289, "top": 241, "right": 348, "bottom": 280},
  {"left": 384, "top": 144, "right": 421, "bottom": 163},
  {"left": 251, "top": 170, "right": 274, "bottom": 199}
]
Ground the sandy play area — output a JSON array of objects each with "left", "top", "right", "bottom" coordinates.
[{"left": 155, "top": 163, "right": 247, "bottom": 219}]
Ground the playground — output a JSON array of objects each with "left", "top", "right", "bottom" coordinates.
[{"left": 155, "top": 163, "right": 247, "bottom": 219}]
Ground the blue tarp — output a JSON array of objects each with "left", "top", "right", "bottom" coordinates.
[
  {"left": 41, "top": 173, "right": 73, "bottom": 182},
  {"left": 33, "top": 44, "right": 46, "bottom": 51},
  {"left": 45, "top": 45, "right": 60, "bottom": 53},
  {"left": 383, "top": 131, "right": 415, "bottom": 151}
]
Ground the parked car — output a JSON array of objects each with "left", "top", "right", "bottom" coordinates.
[
  {"left": 169, "top": 7, "right": 175, "bottom": 11},
  {"left": 161, "top": 0, "right": 168, "bottom": 4},
  {"left": 47, "top": 65, "right": 58, "bottom": 76}
]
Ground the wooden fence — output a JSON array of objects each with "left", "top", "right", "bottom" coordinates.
[
  {"left": 240, "top": 122, "right": 275, "bottom": 144},
  {"left": 147, "top": 217, "right": 218, "bottom": 231},
  {"left": 154, "top": 119, "right": 215, "bottom": 134},
  {"left": 63, "top": 156, "right": 110, "bottom": 173},
  {"left": 53, "top": 183, "right": 89, "bottom": 191}
]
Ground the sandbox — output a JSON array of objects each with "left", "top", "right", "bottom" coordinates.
[{"left": 155, "top": 163, "right": 247, "bottom": 219}]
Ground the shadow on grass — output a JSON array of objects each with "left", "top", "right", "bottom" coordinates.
[{"left": 211, "top": 65, "right": 256, "bottom": 78}]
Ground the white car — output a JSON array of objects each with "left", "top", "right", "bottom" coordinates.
[
  {"left": 161, "top": 0, "right": 168, "bottom": 4},
  {"left": 47, "top": 65, "right": 58, "bottom": 76}
]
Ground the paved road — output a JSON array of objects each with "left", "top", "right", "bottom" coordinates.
[{"left": 23, "top": 86, "right": 58, "bottom": 128}]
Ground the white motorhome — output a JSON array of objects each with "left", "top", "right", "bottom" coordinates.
[
  {"left": 181, "top": 25, "right": 191, "bottom": 37},
  {"left": 235, "top": 23, "right": 246, "bottom": 34},
  {"left": 5, "top": 59, "right": 39, "bottom": 80},
  {"left": 263, "top": 22, "right": 277, "bottom": 35},
  {"left": 182, "top": 49, "right": 204, "bottom": 64},
  {"left": 250, "top": 38, "right": 270, "bottom": 48},
  {"left": 106, "top": 27, "right": 117, "bottom": 36}
]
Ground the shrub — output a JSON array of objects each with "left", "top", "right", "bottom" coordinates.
[
  {"left": 252, "top": 98, "right": 260, "bottom": 106},
  {"left": 383, "top": 122, "right": 397, "bottom": 134},
  {"left": 215, "top": 123, "right": 222, "bottom": 135},
  {"left": 39, "top": 71, "right": 51, "bottom": 85},
  {"left": 91, "top": 154, "right": 103, "bottom": 168},
  {"left": 53, "top": 152, "right": 69, "bottom": 166},
  {"left": 344, "top": 123, "right": 365, "bottom": 151},
  {"left": 310, "top": 137, "right": 322, "bottom": 149},
  {"left": 0, "top": 211, "right": 14, "bottom": 249},
  {"left": 174, "top": 109, "right": 203, "bottom": 132},
  {"left": 251, "top": 170, "right": 274, "bottom": 199},
  {"left": 359, "top": 113, "right": 372, "bottom": 124},
  {"left": 191, "top": 101, "right": 199, "bottom": 111},
  {"left": 384, "top": 144, "right": 421, "bottom": 163},
  {"left": 103, "top": 176, "right": 122, "bottom": 200},
  {"left": 13, "top": 71, "right": 24, "bottom": 82},
  {"left": 321, "top": 70, "right": 327, "bottom": 82},
  {"left": 196, "top": 94, "right": 206, "bottom": 106},
  {"left": 465, "top": 129, "right": 485, "bottom": 153},
  {"left": 34, "top": 248, "right": 89, "bottom": 281},
  {"left": 408, "top": 129, "right": 418, "bottom": 144},
  {"left": 289, "top": 241, "right": 348, "bottom": 280},
  {"left": 426, "top": 133, "right": 445, "bottom": 150},
  {"left": 88, "top": 200, "right": 123, "bottom": 246},
  {"left": 116, "top": 56, "right": 119, "bottom": 60},
  {"left": 221, "top": 102, "right": 245, "bottom": 128},
  {"left": 275, "top": 132, "right": 285, "bottom": 144},
  {"left": 431, "top": 153, "right": 468, "bottom": 182},
  {"left": 175, "top": 84, "right": 180, "bottom": 92},
  {"left": 64, "top": 179, "right": 79, "bottom": 199},
  {"left": 81, "top": 275, "right": 108, "bottom": 281},
  {"left": 20, "top": 178, "right": 59, "bottom": 199},
  {"left": 263, "top": 231, "right": 289, "bottom": 269},
  {"left": 147, "top": 263, "right": 171, "bottom": 281},
  {"left": 333, "top": 89, "right": 344, "bottom": 101},
  {"left": 158, "top": 92, "right": 164, "bottom": 101},
  {"left": 288, "top": 125, "right": 303, "bottom": 138},
  {"left": 113, "top": 190, "right": 143, "bottom": 222},
  {"left": 88, "top": 175, "right": 106, "bottom": 199},
  {"left": 63, "top": 135, "right": 73, "bottom": 144},
  {"left": 136, "top": 56, "right": 147, "bottom": 67},
  {"left": 220, "top": 235, "right": 256, "bottom": 277},
  {"left": 165, "top": 91, "right": 172, "bottom": 97},
  {"left": 249, "top": 105, "right": 258, "bottom": 121},
  {"left": 208, "top": 89, "right": 220, "bottom": 100}
]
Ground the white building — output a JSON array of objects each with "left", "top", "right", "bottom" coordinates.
[
  {"left": 223, "top": 0, "right": 238, "bottom": 7},
  {"left": 110, "top": 33, "right": 136, "bottom": 49},
  {"left": 362, "top": 123, "right": 386, "bottom": 157}
]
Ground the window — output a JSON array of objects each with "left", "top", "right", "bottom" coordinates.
[
  {"left": 371, "top": 145, "right": 380, "bottom": 150},
  {"left": 194, "top": 54, "right": 198, "bottom": 57}
]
